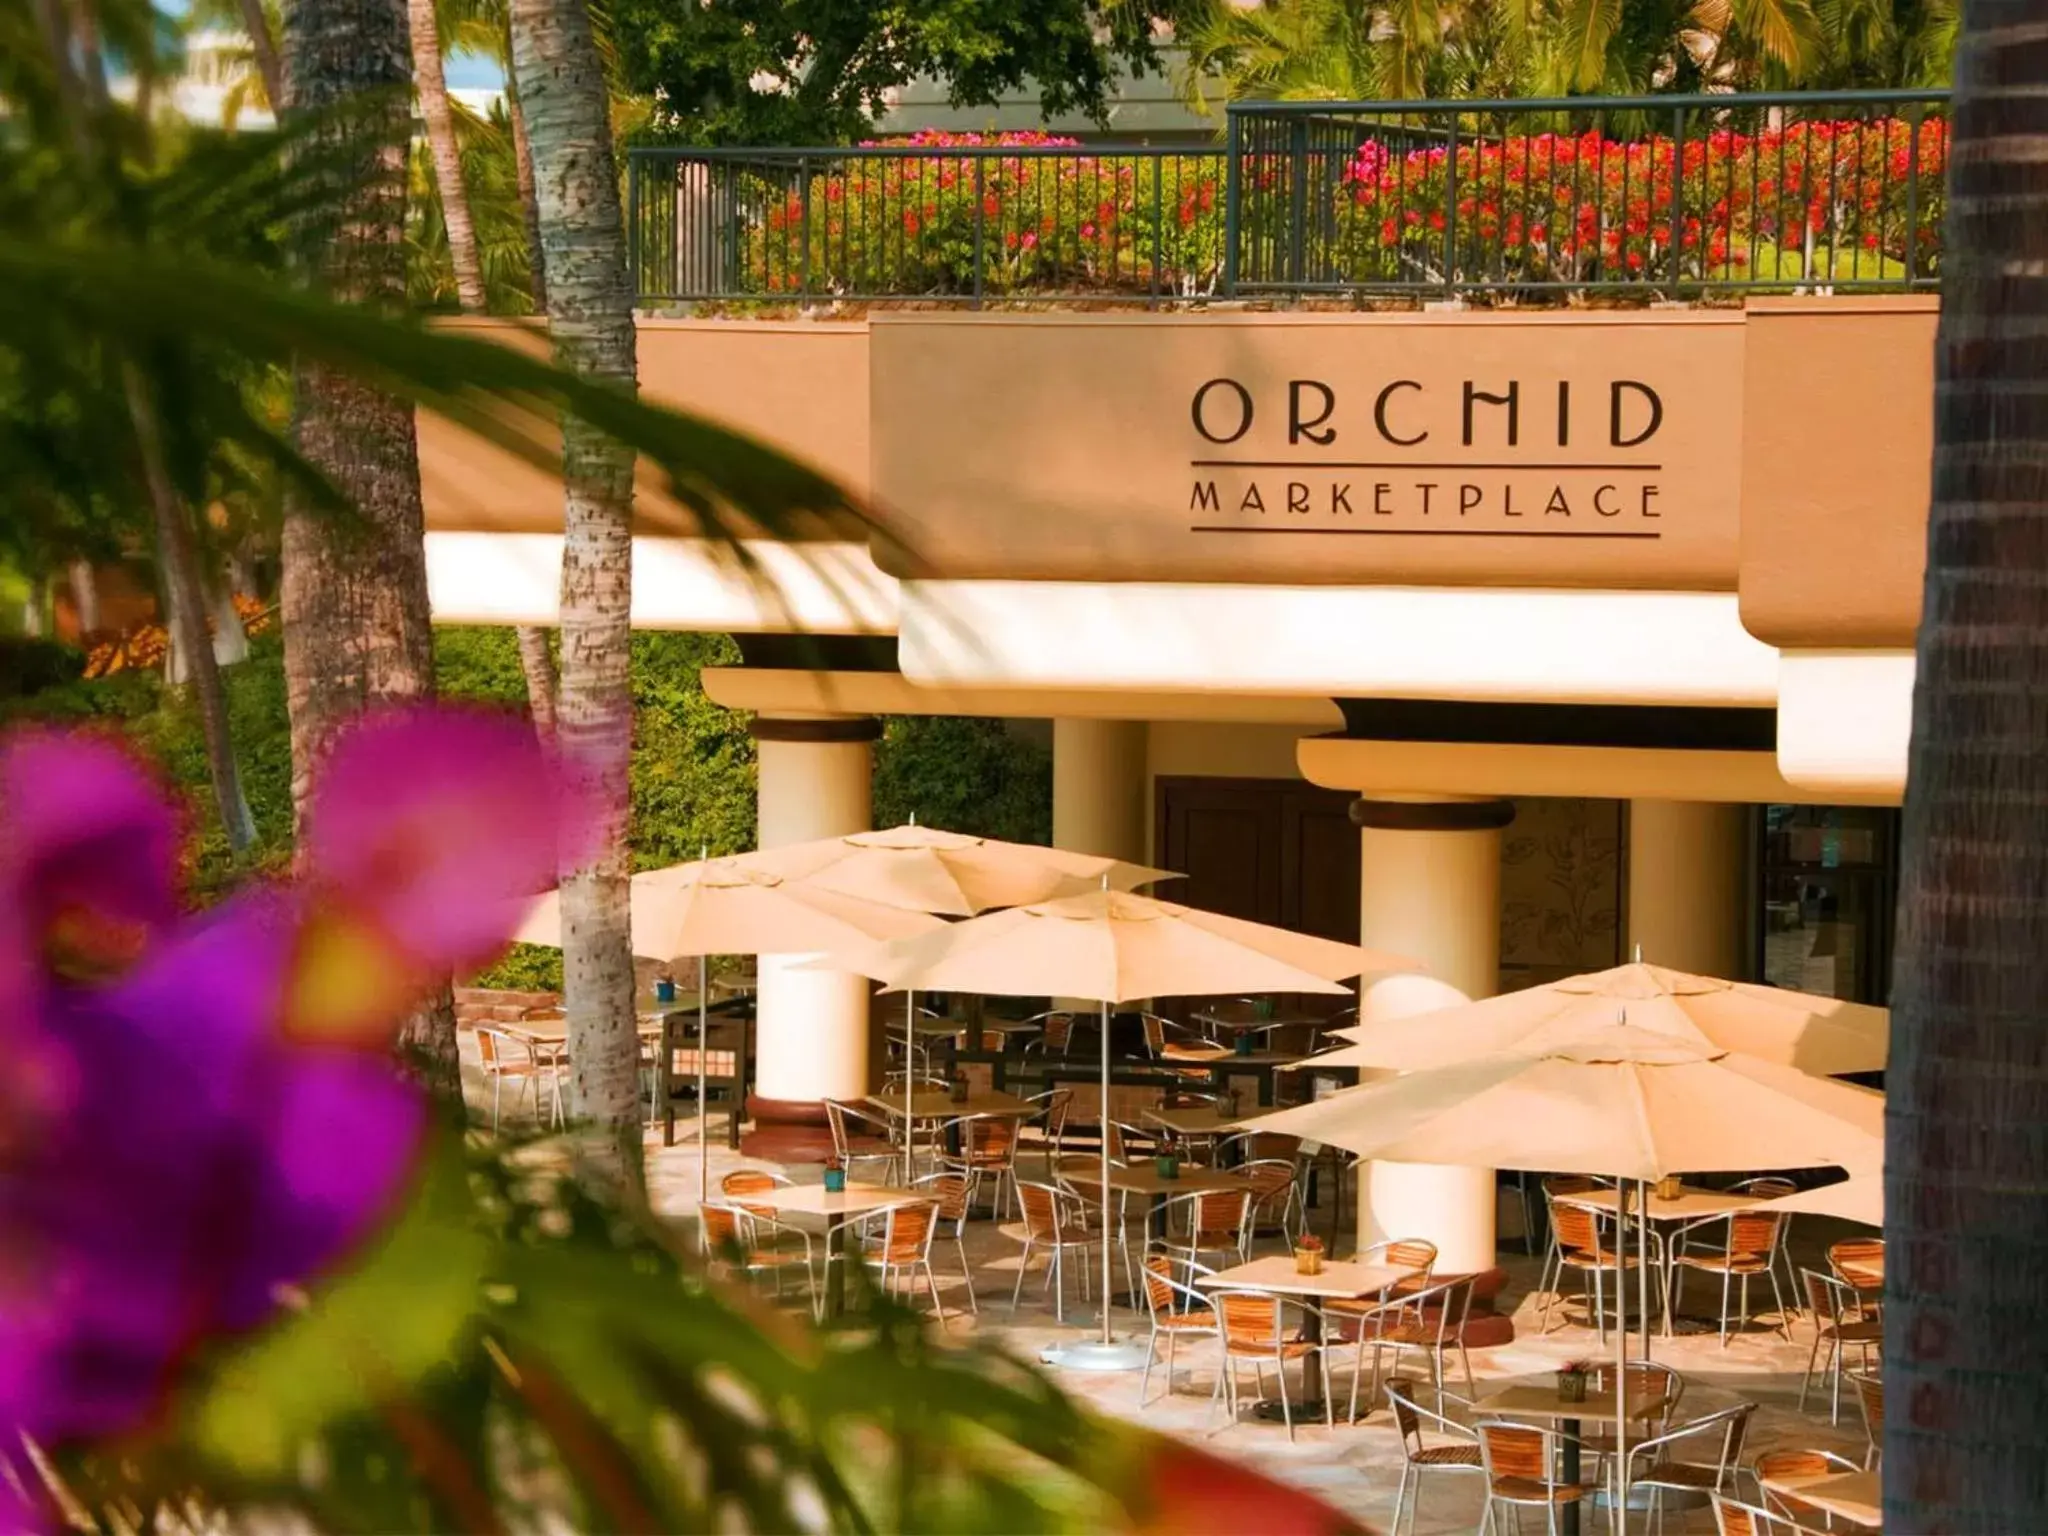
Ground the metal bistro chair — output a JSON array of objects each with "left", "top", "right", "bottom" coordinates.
[
  {"left": 1714, "top": 1495, "right": 1830, "bottom": 1536},
  {"left": 1798, "top": 1268, "right": 1882, "bottom": 1424},
  {"left": 1547, "top": 1194, "right": 1646, "bottom": 1343},
  {"left": 1826, "top": 1238, "right": 1885, "bottom": 1306},
  {"left": 914, "top": 1170, "right": 979, "bottom": 1315},
  {"left": 1136, "top": 1247, "right": 1224, "bottom": 1408},
  {"left": 1006, "top": 1179, "right": 1099, "bottom": 1323},
  {"left": 825, "top": 1097, "right": 901, "bottom": 1185},
  {"left": 1235, "top": 1157, "right": 1303, "bottom": 1247},
  {"left": 1325, "top": 1237, "right": 1436, "bottom": 1420},
  {"left": 1020, "top": 1086, "right": 1074, "bottom": 1178},
  {"left": 856, "top": 1198, "right": 948, "bottom": 1320},
  {"left": 1370, "top": 1273, "right": 1478, "bottom": 1403},
  {"left": 1213, "top": 1288, "right": 1332, "bottom": 1442},
  {"left": 1730, "top": 1174, "right": 1800, "bottom": 1301},
  {"left": 1753, "top": 1448, "right": 1863, "bottom": 1529},
  {"left": 1019, "top": 1009, "right": 1080, "bottom": 1060},
  {"left": 1623, "top": 1402, "right": 1758, "bottom": 1525},
  {"left": 1848, "top": 1370, "right": 1883, "bottom": 1470},
  {"left": 940, "top": 1112, "right": 1021, "bottom": 1220},
  {"left": 699, "top": 1202, "right": 819, "bottom": 1316},
  {"left": 1475, "top": 1420, "right": 1594, "bottom": 1536},
  {"left": 1671, "top": 1202, "right": 1794, "bottom": 1345},
  {"left": 1138, "top": 1009, "right": 1203, "bottom": 1061},
  {"left": 1165, "top": 1185, "right": 1253, "bottom": 1274},
  {"left": 476, "top": 1026, "right": 561, "bottom": 1131},
  {"left": 1581, "top": 1359, "right": 1685, "bottom": 1484},
  {"left": 1383, "top": 1380, "right": 1484, "bottom": 1536}
]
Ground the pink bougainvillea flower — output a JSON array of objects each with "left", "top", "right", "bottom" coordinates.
[
  {"left": 1131, "top": 1439, "right": 1366, "bottom": 1535},
  {"left": 0, "top": 708, "right": 585, "bottom": 1451},
  {"left": 291, "top": 706, "right": 596, "bottom": 1043}
]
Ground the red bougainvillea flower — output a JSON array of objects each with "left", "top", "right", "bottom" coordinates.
[{"left": 0, "top": 709, "right": 588, "bottom": 1450}]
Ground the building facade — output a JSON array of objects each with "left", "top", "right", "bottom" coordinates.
[{"left": 424, "top": 102, "right": 1938, "bottom": 1268}]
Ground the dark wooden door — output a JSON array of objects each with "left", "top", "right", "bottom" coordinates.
[{"left": 1155, "top": 776, "right": 1360, "bottom": 938}]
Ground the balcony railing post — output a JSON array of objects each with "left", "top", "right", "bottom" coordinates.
[
  {"left": 1223, "top": 110, "right": 1241, "bottom": 296},
  {"left": 798, "top": 154, "right": 812, "bottom": 304},
  {"left": 973, "top": 155, "right": 986, "bottom": 310},
  {"left": 1905, "top": 103, "right": 1923, "bottom": 285},
  {"left": 1669, "top": 105, "right": 1685, "bottom": 291},
  {"left": 1287, "top": 117, "right": 1309, "bottom": 287},
  {"left": 627, "top": 151, "right": 642, "bottom": 303},
  {"left": 1443, "top": 114, "right": 1459, "bottom": 300},
  {"left": 1150, "top": 154, "right": 1163, "bottom": 309}
]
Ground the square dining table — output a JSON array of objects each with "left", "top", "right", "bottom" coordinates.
[
  {"left": 1197, "top": 1256, "right": 1408, "bottom": 1422},
  {"left": 1756, "top": 1467, "right": 1881, "bottom": 1529},
  {"left": 737, "top": 1180, "right": 925, "bottom": 1318},
  {"left": 1471, "top": 1380, "right": 1674, "bottom": 1536}
]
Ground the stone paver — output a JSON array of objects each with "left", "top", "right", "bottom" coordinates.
[{"left": 461, "top": 1039, "right": 1875, "bottom": 1533}]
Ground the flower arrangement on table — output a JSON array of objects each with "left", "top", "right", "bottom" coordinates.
[{"left": 1294, "top": 1233, "right": 1326, "bottom": 1276}]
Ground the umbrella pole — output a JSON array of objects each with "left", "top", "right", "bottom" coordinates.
[
  {"left": 698, "top": 952, "right": 709, "bottom": 1211},
  {"left": 1640, "top": 1179, "right": 1652, "bottom": 1362},
  {"left": 906, "top": 988, "right": 916, "bottom": 1182},
  {"left": 1100, "top": 996, "right": 1113, "bottom": 1348},
  {"left": 1615, "top": 1179, "right": 1629, "bottom": 1536}
]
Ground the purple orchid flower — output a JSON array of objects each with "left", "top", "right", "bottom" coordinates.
[{"left": 0, "top": 708, "right": 588, "bottom": 1454}]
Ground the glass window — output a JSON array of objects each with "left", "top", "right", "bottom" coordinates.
[{"left": 1758, "top": 807, "right": 1900, "bottom": 1004}]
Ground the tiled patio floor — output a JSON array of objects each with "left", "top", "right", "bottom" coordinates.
[{"left": 468, "top": 1057, "right": 1875, "bottom": 1533}]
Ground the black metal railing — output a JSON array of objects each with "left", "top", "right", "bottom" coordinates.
[
  {"left": 1227, "top": 90, "right": 1949, "bottom": 297},
  {"left": 628, "top": 91, "right": 1950, "bottom": 306},
  {"left": 629, "top": 141, "right": 1228, "bottom": 305}
]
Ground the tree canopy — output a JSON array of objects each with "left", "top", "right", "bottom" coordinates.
[{"left": 613, "top": 0, "right": 1201, "bottom": 145}]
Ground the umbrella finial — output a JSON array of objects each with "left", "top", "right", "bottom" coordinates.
[
  {"left": 909, "top": 810, "right": 918, "bottom": 827},
  {"left": 1632, "top": 942, "right": 1643, "bottom": 964}
]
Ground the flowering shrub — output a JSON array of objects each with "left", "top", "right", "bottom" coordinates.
[
  {"left": 1326, "top": 117, "right": 1949, "bottom": 288},
  {"left": 84, "top": 594, "right": 275, "bottom": 679},
  {"left": 702, "top": 115, "right": 1946, "bottom": 301},
  {"left": 738, "top": 131, "right": 1229, "bottom": 299}
]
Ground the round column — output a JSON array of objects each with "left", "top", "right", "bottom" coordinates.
[
  {"left": 1353, "top": 795, "right": 1513, "bottom": 1277},
  {"left": 1052, "top": 718, "right": 1149, "bottom": 865},
  {"left": 745, "top": 714, "right": 878, "bottom": 1160},
  {"left": 1626, "top": 800, "right": 1749, "bottom": 976}
]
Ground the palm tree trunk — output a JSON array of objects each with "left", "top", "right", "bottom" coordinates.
[
  {"left": 516, "top": 622, "right": 558, "bottom": 736},
  {"left": 123, "top": 366, "right": 259, "bottom": 854},
  {"left": 1886, "top": 16, "right": 2048, "bottom": 1532},
  {"left": 235, "top": 0, "right": 284, "bottom": 111},
  {"left": 503, "top": 52, "right": 548, "bottom": 311},
  {"left": 509, "top": 0, "right": 641, "bottom": 1188},
  {"left": 281, "top": 0, "right": 459, "bottom": 1098},
  {"left": 407, "top": 0, "right": 486, "bottom": 313}
]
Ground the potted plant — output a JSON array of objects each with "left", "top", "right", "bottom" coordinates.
[
  {"left": 1655, "top": 1174, "right": 1682, "bottom": 1201},
  {"left": 1556, "top": 1360, "right": 1590, "bottom": 1402},
  {"left": 653, "top": 972, "right": 678, "bottom": 1005},
  {"left": 949, "top": 1073, "right": 971, "bottom": 1104},
  {"left": 1156, "top": 1150, "right": 1180, "bottom": 1181},
  {"left": 1293, "top": 1233, "right": 1325, "bottom": 1276},
  {"left": 823, "top": 1158, "right": 847, "bottom": 1194}
]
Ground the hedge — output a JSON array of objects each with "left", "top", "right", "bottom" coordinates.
[{"left": 3, "top": 626, "right": 1052, "bottom": 988}]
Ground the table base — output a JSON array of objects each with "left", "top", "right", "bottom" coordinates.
[
  {"left": 1246, "top": 1397, "right": 1365, "bottom": 1426},
  {"left": 1041, "top": 1338, "right": 1150, "bottom": 1373}
]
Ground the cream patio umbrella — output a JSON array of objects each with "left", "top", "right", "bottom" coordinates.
[
  {"left": 742, "top": 823, "right": 1177, "bottom": 1143},
  {"left": 1320, "top": 961, "right": 1890, "bottom": 1076},
  {"left": 1772, "top": 1172, "right": 1883, "bottom": 1226},
  {"left": 514, "top": 857, "right": 942, "bottom": 1204},
  {"left": 807, "top": 887, "right": 1414, "bottom": 1371},
  {"left": 1247, "top": 1027, "right": 1884, "bottom": 1536},
  {"left": 743, "top": 822, "right": 1177, "bottom": 917}
]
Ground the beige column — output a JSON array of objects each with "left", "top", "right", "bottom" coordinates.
[
  {"left": 745, "top": 714, "right": 877, "bottom": 1158},
  {"left": 1052, "top": 718, "right": 1148, "bottom": 864},
  {"left": 1626, "top": 800, "right": 1749, "bottom": 976},
  {"left": 1354, "top": 795, "right": 1513, "bottom": 1274}
]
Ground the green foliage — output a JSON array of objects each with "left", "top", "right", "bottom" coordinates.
[
  {"left": 50, "top": 1132, "right": 1195, "bottom": 1532},
  {"left": 1179, "top": 0, "right": 1954, "bottom": 104},
  {"left": 876, "top": 715, "right": 1052, "bottom": 848},
  {"left": 615, "top": 0, "right": 1200, "bottom": 146},
  {"left": 629, "top": 631, "right": 758, "bottom": 866},
  {"left": 405, "top": 102, "right": 539, "bottom": 314}
]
